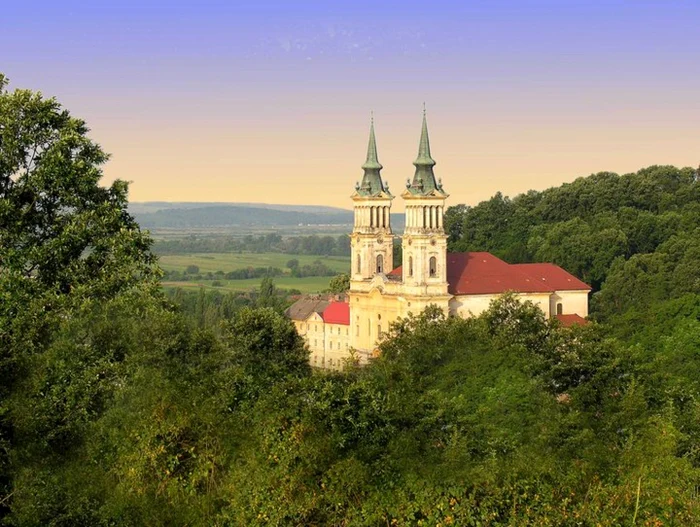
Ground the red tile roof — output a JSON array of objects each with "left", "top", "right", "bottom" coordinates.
[
  {"left": 322, "top": 301, "right": 350, "bottom": 325},
  {"left": 512, "top": 263, "right": 591, "bottom": 291},
  {"left": 447, "top": 252, "right": 555, "bottom": 295},
  {"left": 388, "top": 266, "right": 402, "bottom": 276},
  {"left": 555, "top": 314, "right": 589, "bottom": 327}
]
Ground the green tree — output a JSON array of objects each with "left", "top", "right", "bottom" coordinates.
[
  {"left": 225, "top": 307, "right": 310, "bottom": 385},
  {"left": 328, "top": 273, "right": 350, "bottom": 294},
  {"left": 0, "top": 73, "right": 159, "bottom": 520},
  {"left": 256, "top": 276, "right": 282, "bottom": 310}
]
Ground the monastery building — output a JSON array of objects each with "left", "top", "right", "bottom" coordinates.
[{"left": 286, "top": 113, "right": 590, "bottom": 369}]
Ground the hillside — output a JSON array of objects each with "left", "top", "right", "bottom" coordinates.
[
  {"left": 130, "top": 202, "right": 406, "bottom": 231},
  {"left": 128, "top": 201, "right": 354, "bottom": 216},
  {"left": 131, "top": 204, "right": 354, "bottom": 229}
]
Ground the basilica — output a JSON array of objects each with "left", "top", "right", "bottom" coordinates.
[{"left": 286, "top": 113, "right": 590, "bottom": 369}]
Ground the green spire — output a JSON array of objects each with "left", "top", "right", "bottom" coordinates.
[
  {"left": 357, "top": 113, "right": 390, "bottom": 196},
  {"left": 362, "top": 115, "right": 382, "bottom": 171},
  {"left": 408, "top": 107, "right": 442, "bottom": 195},
  {"left": 414, "top": 108, "right": 436, "bottom": 168}
]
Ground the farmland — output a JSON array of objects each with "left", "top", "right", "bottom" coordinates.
[
  {"left": 162, "top": 276, "right": 335, "bottom": 294},
  {"left": 158, "top": 252, "right": 350, "bottom": 293},
  {"left": 158, "top": 252, "right": 350, "bottom": 275}
]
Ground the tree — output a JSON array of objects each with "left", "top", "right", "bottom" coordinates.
[
  {"left": 225, "top": 307, "right": 310, "bottom": 384},
  {"left": 328, "top": 273, "right": 350, "bottom": 294},
  {"left": 0, "top": 73, "right": 160, "bottom": 519},
  {"left": 256, "top": 276, "right": 282, "bottom": 310}
]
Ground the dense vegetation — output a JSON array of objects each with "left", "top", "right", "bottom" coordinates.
[
  {"left": 444, "top": 166, "right": 699, "bottom": 290},
  {"left": 1, "top": 74, "right": 698, "bottom": 525}
]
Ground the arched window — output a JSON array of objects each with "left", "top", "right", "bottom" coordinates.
[
  {"left": 556, "top": 303, "right": 563, "bottom": 315},
  {"left": 408, "top": 256, "right": 413, "bottom": 277},
  {"left": 429, "top": 256, "right": 437, "bottom": 277},
  {"left": 356, "top": 254, "right": 361, "bottom": 274},
  {"left": 376, "top": 254, "right": 384, "bottom": 274}
]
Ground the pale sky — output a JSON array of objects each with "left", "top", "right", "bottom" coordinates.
[{"left": 3, "top": 1, "right": 699, "bottom": 210}]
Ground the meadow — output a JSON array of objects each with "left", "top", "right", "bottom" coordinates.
[
  {"left": 158, "top": 252, "right": 349, "bottom": 274},
  {"left": 162, "top": 276, "right": 334, "bottom": 293},
  {"left": 158, "top": 252, "right": 350, "bottom": 293}
]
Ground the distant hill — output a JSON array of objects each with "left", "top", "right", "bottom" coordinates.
[
  {"left": 130, "top": 202, "right": 405, "bottom": 230},
  {"left": 128, "top": 202, "right": 352, "bottom": 216}
]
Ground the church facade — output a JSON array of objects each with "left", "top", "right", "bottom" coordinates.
[{"left": 286, "top": 114, "right": 591, "bottom": 369}]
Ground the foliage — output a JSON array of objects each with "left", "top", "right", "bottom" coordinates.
[
  {"left": 0, "top": 74, "right": 160, "bottom": 517},
  {"left": 446, "top": 165, "right": 699, "bottom": 291},
  {"left": 328, "top": 273, "right": 350, "bottom": 294}
]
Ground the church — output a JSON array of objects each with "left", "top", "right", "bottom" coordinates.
[{"left": 286, "top": 113, "right": 591, "bottom": 369}]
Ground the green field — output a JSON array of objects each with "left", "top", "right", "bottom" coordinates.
[
  {"left": 158, "top": 252, "right": 350, "bottom": 274},
  {"left": 162, "top": 276, "right": 333, "bottom": 294},
  {"left": 158, "top": 252, "right": 350, "bottom": 294}
]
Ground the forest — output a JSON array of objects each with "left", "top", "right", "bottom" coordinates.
[{"left": 1, "top": 74, "right": 699, "bottom": 525}]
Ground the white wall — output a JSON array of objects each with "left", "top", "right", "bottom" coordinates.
[
  {"left": 450, "top": 292, "right": 553, "bottom": 319},
  {"left": 550, "top": 290, "right": 589, "bottom": 317}
]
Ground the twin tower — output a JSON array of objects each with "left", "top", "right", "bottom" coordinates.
[{"left": 349, "top": 112, "right": 451, "bottom": 339}]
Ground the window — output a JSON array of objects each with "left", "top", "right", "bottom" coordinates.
[
  {"left": 378, "top": 324, "right": 382, "bottom": 338},
  {"left": 314, "top": 339, "right": 317, "bottom": 347},
  {"left": 338, "top": 327, "right": 341, "bottom": 335},
  {"left": 356, "top": 316, "right": 360, "bottom": 336},
  {"left": 368, "top": 319, "right": 371, "bottom": 336},
  {"left": 357, "top": 255, "right": 361, "bottom": 273},
  {"left": 376, "top": 254, "right": 384, "bottom": 274},
  {"left": 429, "top": 256, "right": 437, "bottom": 277},
  {"left": 408, "top": 256, "right": 413, "bottom": 277},
  {"left": 556, "top": 303, "right": 563, "bottom": 315}
]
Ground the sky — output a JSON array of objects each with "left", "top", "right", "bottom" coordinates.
[{"left": 3, "top": 0, "right": 699, "bottom": 210}]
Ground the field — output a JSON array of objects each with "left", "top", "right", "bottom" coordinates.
[
  {"left": 162, "top": 276, "right": 334, "bottom": 294},
  {"left": 158, "top": 252, "right": 350, "bottom": 293},
  {"left": 158, "top": 252, "right": 350, "bottom": 274}
]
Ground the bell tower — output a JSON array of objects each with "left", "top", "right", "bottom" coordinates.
[
  {"left": 400, "top": 110, "right": 450, "bottom": 308},
  {"left": 349, "top": 116, "right": 394, "bottom": 287}
]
